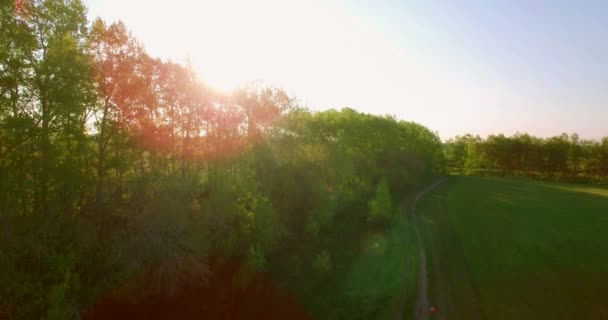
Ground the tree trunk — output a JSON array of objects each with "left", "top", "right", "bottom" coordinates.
[
  {"left": 39, "top": 94, "right": 50, "bottom": 215},
  {"left": 96, "top": 100, "right": 110, "bottom": 238}
]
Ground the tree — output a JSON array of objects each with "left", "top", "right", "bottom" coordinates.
[
  {"left": 89, "top": 18, "right": 144, "bottom": 235},
  {"left": 368, "top": 177, "right": 393, "bottom": 223},
  {"left": 1, "top": 2, "right": 452, "bottom": 317}
]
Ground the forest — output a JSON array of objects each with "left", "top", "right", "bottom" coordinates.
[
  {"left": 0, "top": 1, "right": 444, "bottom": 318},
  {"left": 445, "top": 133, "right": 608, "bottom": 183}
]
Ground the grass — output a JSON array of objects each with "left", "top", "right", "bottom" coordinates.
[
  {"left": 416, "top": 176, "right": 608, "bottom": 319},
  {"left": 292, "top": 216, "right": 418, "bottom": 320}
]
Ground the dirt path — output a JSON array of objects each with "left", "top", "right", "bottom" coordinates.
[
  {"left": 412, "top": 210, "right": 429, "bottom": 320},
  {"left": 412, "top": 178, "right": 446, "bottom": 320},
  {"left": 409, "top": 177, "right": 484, "bottom": 320},
  {"left": 394, "top": 179, "right": 446, "bottom": 320}
]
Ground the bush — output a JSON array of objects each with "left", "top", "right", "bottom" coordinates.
[
  {"left": 368, "top": 177, "right": 393, "bottom": 224},
  {"left": 312, "top": 250, "right": 333, "bottom": 275}
]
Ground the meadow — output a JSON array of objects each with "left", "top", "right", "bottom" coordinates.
[{"left": 416, "top": 176, "right": 608, "bottom": 319}]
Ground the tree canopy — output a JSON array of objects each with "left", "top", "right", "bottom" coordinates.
[
  {"left": 445, "top": 133, "right": 608, "bottom": 183},
  {"left": 0, "top": 1, "right": 445, "bottom": 318}
]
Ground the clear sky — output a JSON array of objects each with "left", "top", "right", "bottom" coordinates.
[{"left": 85, "top": 0, "right": 608, "bottom": 140}]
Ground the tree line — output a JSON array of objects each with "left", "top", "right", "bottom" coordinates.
[
  {"left": 445, "top": 133, "right": 608, "bottom": 183},
  {"left": 0, "top": 1, "right": 444, "bottom": 318}
]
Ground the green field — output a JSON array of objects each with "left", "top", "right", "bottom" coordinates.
[{"left": 417, "top": 176, "right": 608, "bottom": 320}]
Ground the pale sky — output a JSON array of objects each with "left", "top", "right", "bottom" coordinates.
[{"left": 85, "top": 0, "right": 608, "bottom": 140}]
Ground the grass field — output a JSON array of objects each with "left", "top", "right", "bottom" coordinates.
[{"left": 416, "top": 176, "right": 608, "bottom": 320}]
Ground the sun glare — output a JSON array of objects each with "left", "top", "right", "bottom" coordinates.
[
  {"left": 130, "top": 0, "right": 340, "bottom": 93},
  {"left": 89, "top": 0, "right": 426, "bottom": 101},
  {"left": 183, "top": 0, "right": 357, "bottom": 93}
]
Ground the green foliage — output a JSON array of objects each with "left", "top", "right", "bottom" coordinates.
[
  {"left": 446, "top": 133, "right": 608, "bottom": 183},
  {"left": 46, "top": 277, "right": 75, "bottom": 320},
  {"left": 0, "top": 0, "right": 447, "bottom": 318},
  {"left": 246, "top": 245, "right": 267, "bottom": 272},
  {"left": 312, "top": 250, "right": 333, "bottom": 275},
  {"left": 305, "top": 191, "right": 336, "bottom": 237},
  {"left": 368, "top": 177, "right": 393, "bottom": 223}
]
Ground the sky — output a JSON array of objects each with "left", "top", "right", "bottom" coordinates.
[{"left": 85, "top": 0, "right": 608, "bottom": 140}]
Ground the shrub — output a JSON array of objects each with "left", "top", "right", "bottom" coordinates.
[
  {"left": 312, "top": 250, "right": 333, "bottom": 275},
  {"left": 368, "top": 177, "right": 393, "bottom": 223}
]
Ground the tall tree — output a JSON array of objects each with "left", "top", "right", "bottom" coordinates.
[{"left": 89, "top": 18, "right": 143, "bottom": 235}]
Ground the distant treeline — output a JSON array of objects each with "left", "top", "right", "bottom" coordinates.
[
  {"left": 0, "top": 1, "right": 444, "bottom": 319},
  {"left": 445, "top": 133, "right": 608, "bottom": 183}
]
